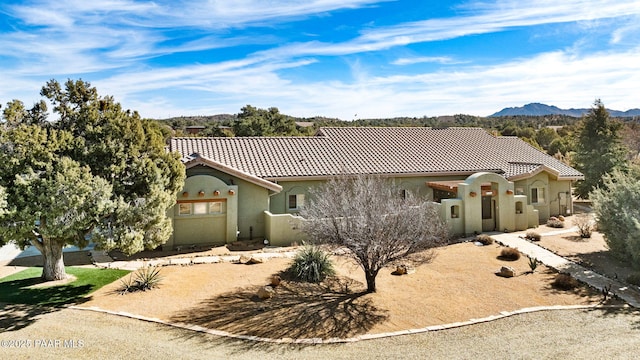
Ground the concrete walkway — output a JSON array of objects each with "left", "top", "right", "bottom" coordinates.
[
  {"left": 491, "top": 230, "right": 640, "bottom": 308},
  {"left": 89, "top": 249, "right": 298, "bottom": 271}
]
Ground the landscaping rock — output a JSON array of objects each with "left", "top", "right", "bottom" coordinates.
[
  {"left": 497, "top": 266, "right": 516, "bottom": 278},
  {"left": 270, "top": 275, "right": 282, "bottom": 287},
  {"left": 391, "top": 264, "right": 415, "bottom": 275},
  {"left": 257, "top": 286, "right": 275, "bottom": 299},
  {"left": 239, "top": 255, "right": 263, "bottom": 264}
]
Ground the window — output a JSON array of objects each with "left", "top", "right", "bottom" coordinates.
[
  {"left": 515, "top": 201, "right": 523, "bottom": 214},
  {"left": 178, "top": 203, "right": 191, "bottom": 215},
  {"left": 193, "top": 202, "right": 207, "bottom": 215},
  {"left": 531, "top": 187, "right": 545, "bottom": 204},
  {"left": 450, "top": 205, "right": 459, "bottom": 218},
  {"left": 515, "top": 187, "right": 525, "bottom": 195},
  {"left": 288, "top": 194, "right": 304, "bottom": 210},
  {"left": 209, "top": 201, "right": 224, "bottom": 214}
]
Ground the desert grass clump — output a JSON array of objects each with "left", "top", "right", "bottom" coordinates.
[
  {"left": 574, "top": 214, "right": 593, "bottom": 238},
  {"left": 524, "top": 231, "right": 541, "bottom": 241},
  {"left": 546, "top": 217, "right": 565, "bottom": 228},
  {"left": 119, "top": 266, "right": 163, "bottom": 294},
  {"left": 552, "top": 273, "right": 579, "bottom": 290},
  {"left": 499, "top": 247, "right": 521, "bottom": 261},
  {"left": 475, "top": 234, "right": 494, "bottom": 245},
  {"left": 287, "top": 245, "right": 335, "bottom": 283}
]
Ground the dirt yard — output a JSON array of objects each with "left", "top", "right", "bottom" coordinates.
[{"left": 79, "top": 240, "right": 608, "bottom": 339}]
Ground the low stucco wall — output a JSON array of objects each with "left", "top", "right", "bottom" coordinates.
[{"left": 264, "top": 211, "right": 306, "bottom": 247}]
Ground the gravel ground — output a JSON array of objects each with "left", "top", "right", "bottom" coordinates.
[{"left": 1, "top": 306, "right": 639, "bottom": 360}]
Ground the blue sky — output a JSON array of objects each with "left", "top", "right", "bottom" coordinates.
[{"left": 1, "top": 1, "right": 639, "bottom": 120}]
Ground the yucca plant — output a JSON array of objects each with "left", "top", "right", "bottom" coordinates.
[
  {"left": 288, "top": 244, "right": 335, "bottom": 283},
  {"left": 119, "top": 266, "right": 163, "bottom": 294},
  {"left": 528, "top": 257, "right": 538, "bottom": 273}
]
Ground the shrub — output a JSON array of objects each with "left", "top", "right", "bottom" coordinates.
[
  {"left": 499, "top": 247, "right": 521, "bottom": 261},
  {"left": 552, "top": 273, "right": 579, "bottom": 290},
  {"left": 524, "top": 231, "right": 541, "bottom": 241},
  {"left": 626, "top": 273, "right": 640, "bottom": 287},
  {"left": 546, "top": 217, "right": 565, "bottom": 228},
  {"left": 287, "top": 245, "right": 335, "bottom": 283},
  {"left": 475, "top": 234, "right": 494, "bottom": 245},
  {"left": 574, "top": 214, "right": 593, "bottom": 238},
  {"left": 119, "top": 266, "right": 163, "bottom": 294},
  {"left": 528, "top": 257, "right": 538, "bottom": 272}
]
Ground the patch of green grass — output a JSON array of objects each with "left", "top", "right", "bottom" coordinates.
[{"left": 0, "top": 267, "right": 130, "bottom": 306}]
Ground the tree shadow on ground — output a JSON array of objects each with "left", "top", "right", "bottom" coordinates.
[
  {"left": 562, "top": 250, "right": 637, "bottom": 283},
  {"left": 168, "top": 273, "right": 387, "bottom": 349},
  {"left": 0, "top": 303, "right": 58, "bottom": 332},
  {"left": 537, "top": 268, "right": 605, "bottom": 302},
  {"left": 0, "top": 277, "right": 92, "bottom": 332},
  {"left": 585, "top": 306, "right": 640, "bottom": 330}
]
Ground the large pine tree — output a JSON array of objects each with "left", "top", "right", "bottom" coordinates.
[
  {"left": 0, "top": 79, "right": 185, "bottom": 280},
  {"left": 573, "top": 100, "right": 628, "bottom": 199}
]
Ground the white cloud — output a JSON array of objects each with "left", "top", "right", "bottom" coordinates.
[{"left": 392, "top": 56, "right": 463, "bottom": 65}]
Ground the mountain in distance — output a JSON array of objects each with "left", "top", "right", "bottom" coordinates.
[{"left": 490, "top": 103, "right": 640, "bottom": 117}]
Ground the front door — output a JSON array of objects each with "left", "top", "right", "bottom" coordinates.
[{"left": 481, "top": 196, "right": 496, "bottom": 232}]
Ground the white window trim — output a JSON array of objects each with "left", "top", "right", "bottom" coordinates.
[
  {"left": 288, "top": 194, "right": 305, "bottom": 211},
  {"left": 531, "top": 187, "right": 546, "bottom": 204}
]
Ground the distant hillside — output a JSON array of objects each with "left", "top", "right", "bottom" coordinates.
[{"left": 491, "top": 103, "right": 640, "bottom": 117}]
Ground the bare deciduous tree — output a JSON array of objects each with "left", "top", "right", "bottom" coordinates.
[{"left": 300, "top": 174, "right": 449, "bottom": 293}]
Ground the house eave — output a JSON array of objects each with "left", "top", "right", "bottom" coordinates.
[{"left": 184, "top": 155, "right": 283, "bottom": 193}]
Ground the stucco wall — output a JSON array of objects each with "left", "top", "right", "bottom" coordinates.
[
  {"left": 264, "top": 211, "right": 306, "bottom": 246},
  {"left": 180, "top": 166, "right": 271, "bottom": 241},
  {"left": 514, "top": 173, "right": 573, "bottom": 223},
  {"left": 167, "top": 174, "right": 238, "bottom": 249},
  {"left": 271, "top": 175, "right": 468, "bottom": 215}
]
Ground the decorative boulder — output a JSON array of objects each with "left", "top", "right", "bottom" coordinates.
[
  {"left": 497, "top": 266, "right": 516, "bottom": 278},
  {"left": 257, "top": 286, "right": 275, "bottom": 299},
  {"left": 239, "top": 255, "right": 264, "bottom": 265},
  {"left": 270, "top": 275, "right": 282, "bottom": 287},
  {"left": 391, "top": 264, "right": 416, "bottom": 276}
]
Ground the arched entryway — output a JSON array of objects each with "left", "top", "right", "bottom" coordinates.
[{"left": 458, "top": 172, "right": 516, "bottom": 235}]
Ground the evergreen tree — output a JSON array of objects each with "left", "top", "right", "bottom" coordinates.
[
  {"left": 573, "top": 100, "right": 628, "bottom": 198},
  {"left": 0, "top": 79, "right": 185, "bottom": 280}
]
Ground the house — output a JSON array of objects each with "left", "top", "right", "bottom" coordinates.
[{"left": 165, "top": 127, "right": 583, "bottom": 249}]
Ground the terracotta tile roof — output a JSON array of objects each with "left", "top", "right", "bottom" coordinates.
[{"left": 168, "top": 127, "right": 583, "bottom": 181}]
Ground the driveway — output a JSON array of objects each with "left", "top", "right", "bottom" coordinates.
[{"left": 1, "top": 306, "right": 639, "bottom": 359}]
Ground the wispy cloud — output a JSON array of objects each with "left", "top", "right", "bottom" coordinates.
[
  {"left": 1, "top": 0, "right": 639, "bottom": 120},
  {"left": 391, "top": 56, "right": 464, "bottom": 65}
]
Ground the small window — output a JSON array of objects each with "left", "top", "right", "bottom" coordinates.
[
  {"left": 531, "top": 187, "right": 545, "bottom": 204},
  {"left": 209, "top": 201, "right": 224, "bottom": 214},
  {"left": 515, "top": 201, "right": 523, "bottom": 214},
  {"left": 178, "top": 203, "right": 191, "bottom": 215},
  {"left": 288, "top": 194, "right": 304, "bottom": 210},
  {"left": 193, "top": 202, "right": 207, "bottom": 215},
  {"left": 400, "top": 189, "right": 407, "bottom": 200},
  {"left": 450, "top": 205, "right": 459, "bottom": 218}
]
